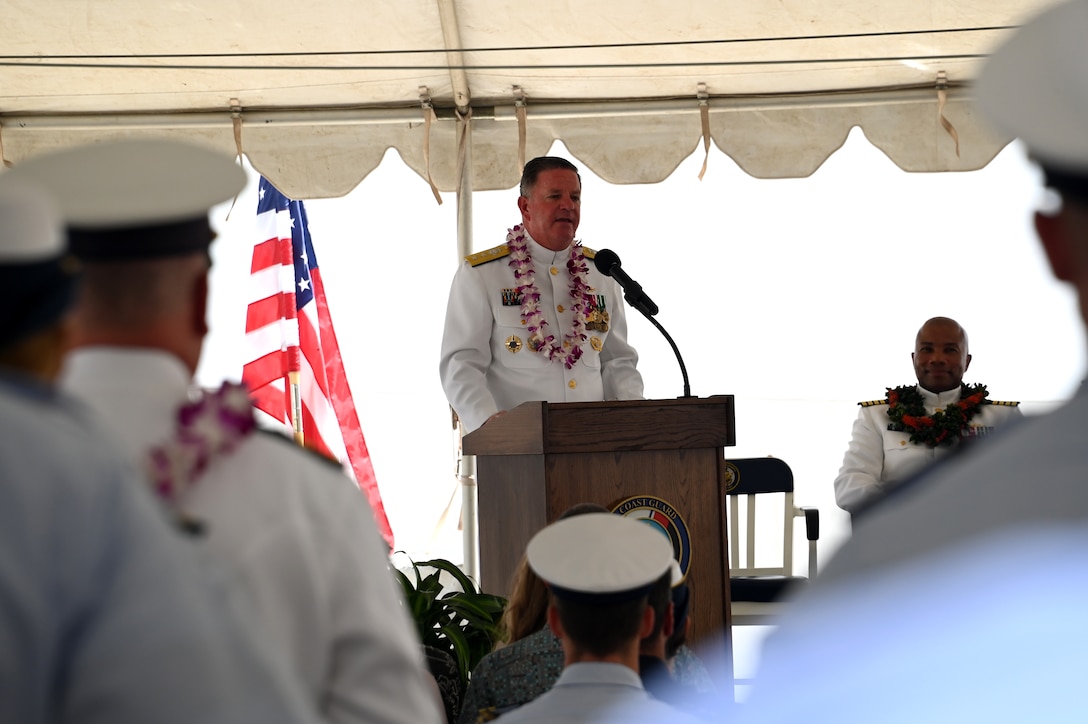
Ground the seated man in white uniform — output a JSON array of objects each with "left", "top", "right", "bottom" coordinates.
[
  {"left": 0, "top": 182, "right": 319, "bottom": 724},
  {"left": 2, "top": 139, "right": 443, "bottom": 724},
  {"left": 834, "top": 316, "right": 1022, "bottom": 514},
  {"left": 440, "top": 156, "right": 644, "bottom": 433},
  {"left": 496, "top": 513, "right": 703, "bottom": 724}
]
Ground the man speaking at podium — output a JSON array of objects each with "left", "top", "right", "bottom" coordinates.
[{"left": 440, "top": 157, "right": 644, "bottom": 433}]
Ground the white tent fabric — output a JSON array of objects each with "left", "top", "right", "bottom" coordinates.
[{"left": 0, "top": 0, "right": 1062, "bottom": 198}]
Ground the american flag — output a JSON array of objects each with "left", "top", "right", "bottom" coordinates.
[{"left": 243, "top": 177, "right": 393, "bottom": 548}]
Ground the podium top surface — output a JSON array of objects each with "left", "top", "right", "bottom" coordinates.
[{"left": 462, "top": 396, "right": 735, "bottom": 456}]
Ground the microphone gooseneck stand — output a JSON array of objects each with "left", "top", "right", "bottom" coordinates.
[
  {"left": 638, "top": 308, "right": 692, "bottom": 399},
  {"left": 594, "top": 248, "right": 693, "bottom": 399}
]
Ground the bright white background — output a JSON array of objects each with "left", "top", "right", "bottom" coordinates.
[{"left": 199, "top": 128, "right": 1085, "bottom": 579}]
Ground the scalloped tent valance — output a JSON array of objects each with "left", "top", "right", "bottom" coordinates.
[{"left": 0, "top": 0, "right": 1062, "bottom": 199}]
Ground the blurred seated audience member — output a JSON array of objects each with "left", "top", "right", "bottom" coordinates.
[
  {"left": 459, "top": 503, "right": 607, "bottom": 724},
  {"left": 638, "top": 567, "right": 724, "bottom": 720},
  {"left": 461, "top": 505, "right": 716, "bottom": 723},
  {"left": 663, "top": 575, "right": 716, "bottom": 693},
  {"left": 495, "top": 513, "right": 703, "bottom": 723}
]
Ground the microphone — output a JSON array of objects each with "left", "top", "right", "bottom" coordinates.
[
  {"left": 593, "top": 249, "right": 692, "bottom": 398},
  {"left": 593, "top": 249, "right": 659, "bottom": 317}
]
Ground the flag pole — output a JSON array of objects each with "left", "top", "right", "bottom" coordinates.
[{"left": 288, "top": 369, "right": 304, "bottom": 445}]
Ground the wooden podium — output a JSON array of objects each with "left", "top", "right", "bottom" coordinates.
[{"left": 463, "top": 395, "right": 736, "bottom": 686}]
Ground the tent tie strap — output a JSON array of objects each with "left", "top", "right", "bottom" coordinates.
[
  {"left": 936, "top": 71, "right": 961, "bottom": 159},
  {"left": 419, "top": 86, "right": 444, "bottom": 206},
  {"left": 223, "top": 98, "right": 244, "bottom": 220},
  {"left": 455, "top": 107, "right": 472, "bottom": 199},
  {"left": 697, "top": 83, "right": 711, "bottom": 181},
  {"left": 514, "top": 85, "right": 528, "bottom": 174},
  {"left": 0, "top": 123, "right": 11, "bottom": 168}
]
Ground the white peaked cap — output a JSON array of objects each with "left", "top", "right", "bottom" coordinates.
[
  {"left": 976, "top": 0, "right": 1088, "bottom": 173},
  {"left": 0, "top": 182, "right": 64, "bottom": 262},
  {"left": 0, "top": 180, "right": 79, "bottom": 348},
  {"left": 527, "top": 512, "right": 674, "bottom": 603},
  {"left": 0, "top": 138, "right": 246, "bottom": 229}
]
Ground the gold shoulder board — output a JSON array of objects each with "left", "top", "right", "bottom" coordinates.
[
  {"left": 859, "top": 399, "right": 888, "bottom": 407},
  {"left": 989, "top": 400, "right": 1020, "bottom": 407},
  {"left": 582, "top": 247, "right": 597, "bottom": 260},
  {"left": 466, "top": 244, "right": 510, "bottom": 267}
]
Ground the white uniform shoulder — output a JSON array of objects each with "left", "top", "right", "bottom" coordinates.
[{"left": 465, "top": 244, "right": 510, "bottom": 267}]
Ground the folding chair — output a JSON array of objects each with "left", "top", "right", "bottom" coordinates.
[{"left": 724, "top": 457, "right": 820, "bottom": 625}]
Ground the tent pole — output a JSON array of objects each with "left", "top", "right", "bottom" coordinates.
[{"left": 455, "top": 114, "right": 481, "bottom": 586}]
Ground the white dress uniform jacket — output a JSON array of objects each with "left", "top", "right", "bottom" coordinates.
[
  {"left": 794, "top": 382, "right": 1088, "bottom": 587},
  {"left": 495, "top": 662, "right": 704, "bottom": 724},
  {"left": 0, "top": 375, "right": 319, "bottom": 724},
  {"left": 440, "top": 232, "right": 644, "bottom": 433},
  {"left": 834, "top": 385, "right": 1023, "bottom": 513},
  {"left": 60, "top": 348, "right": 442, "bottom": 724}
]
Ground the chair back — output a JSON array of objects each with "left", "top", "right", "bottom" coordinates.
[{"left": 725, "top": 457, "right": 796, "bottom": 578}]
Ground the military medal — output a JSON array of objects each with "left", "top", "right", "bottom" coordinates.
[
  {"left": 501, "top": 288, "right": 521, "bottom": 306},
  {"left": 505, "top": 335, "right": 523, "bottom": 353},
  {"left": 590, "top": 336, "right": 603, "bottom": 351},
  {"left": 585, "top": 293, "right": 610, "bottom": 332}
]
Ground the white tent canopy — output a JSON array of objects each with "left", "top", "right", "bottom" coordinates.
[{"left": 0, "top": 0, "right": 1061, "bottom": 199}]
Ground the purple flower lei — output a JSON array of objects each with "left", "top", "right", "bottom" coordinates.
[
  {"left": 147, "top": 381, "right": 258, "bottom": 506},
  {"left": 506, "top": 224, "right": 588, "bottom": 369}
]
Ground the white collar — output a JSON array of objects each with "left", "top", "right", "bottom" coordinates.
[
  {"left": 523, "top": 229, "right": 573, "bottom": 264},
  {"left": 917, "top": 384, "right": 963, "bottom": 408},
  {"left": 555, "top": 661, "right": 645, "bottom": 690}
]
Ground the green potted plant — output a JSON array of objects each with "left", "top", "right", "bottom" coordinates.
[{"left": 394, "top": 557, "right": 507, "bottom": 719}]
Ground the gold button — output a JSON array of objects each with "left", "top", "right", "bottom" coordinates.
[
  {"left": 557, "top": 304, "right": 565, "bottom": 313},
  {"left": 521, "top": 319, "right": 527, "bottom": 325},
  {"left": 563, "top": 341, "right": 570, "bottom": 349},
  {"left": 900, "top": 440, "right": 907, "bottom": 446},
  {"left": 550, "top": 266, "right": 559, "bottom": 275},
  {"left": 568, "top": 380, "right": 577, "bottom": 389}
]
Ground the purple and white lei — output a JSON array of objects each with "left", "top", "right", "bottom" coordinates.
[
  {"left": 506, "top": 224, "right": 589, "bottom": 369},
  {"left": 147, "top": 382, "right": 257, "bottom": 507}
]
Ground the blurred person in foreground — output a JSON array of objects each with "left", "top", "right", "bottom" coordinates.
[
  {"left": 495, "top": 513, "right": 703, "bottom": 723},
  {"left": 0, "top": 181, "right": 319, "bottom": 724},
  {"left": 834, "top": 316, "right": 1022, "bottom": 515},
  {"left": 1, "top": 139, "right": 443, "bottom": 724},
  {"left": 737, "top": 3, "right": 1088, "bottom": 721},
  {"left": 637, "top": 565, "right": 722, "bottom": 721}
]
